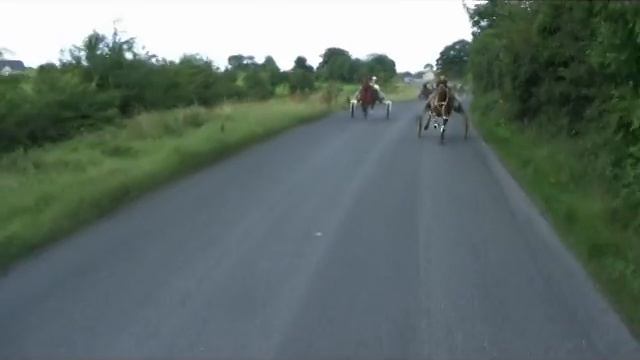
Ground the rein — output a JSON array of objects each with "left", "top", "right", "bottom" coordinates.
[{"left": 432, "top": 87, "right": 450, "bottom": 115}]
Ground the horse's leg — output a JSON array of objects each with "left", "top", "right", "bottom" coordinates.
[
  {"left": 441, "top": 105, "right": 449, "bottom": 132},
  {"left": 440, "top": 108, "right": 450, "bottom": 144},
  {"left": 442, "top": 116, "right": 449, "bottom": 133}
]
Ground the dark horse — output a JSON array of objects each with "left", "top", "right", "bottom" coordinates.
[{"left": 350, "top": 81, "right": 377, "bottom": 118}]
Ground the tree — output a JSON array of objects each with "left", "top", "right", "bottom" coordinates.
[
  {"left": 261, "top": 55, "right": 284, "bottom": 87},
  {"left": 317, "top": 47, "right": 353, "bottom": 81},
  {"left": 317, "top": 47, "right": 351, "bottom": 71},
  {"left": 244, "top": 69, "right": 274, "bottom": 99},
  {"left": 262, "top": 56, "right": 279, "bottom": 72},
  {"left": 365, "top": 53, "right": 397, "bottom": 83},
  {"left": 227, "top": 54, "right": 245, "bottom": 69},
  {"left": 227, "top": 54, "right": 257, "bottom": 70},
  {"left": 467, "top": 0, "right": 500, "bottom": 37},
  {"left": 465, "top": 1, "right": 640, "bottom": 280},
  {"left": 288, "top": 70, "right": 314, "bottom": 93},
  {"left": 293, "top": 56, "right": 314, "bottom": 73},
  {"left": 423, "top": 63, "right": 434, "bottom": 72},
  {"left": 436, "top": 39, "right": 470, "bottom": 80},
  {"left": 327, "top": 55, "right": 352, "bottom": 81},
  {"left": 350, "top": 58, "right": 368, "bottom": 82}
]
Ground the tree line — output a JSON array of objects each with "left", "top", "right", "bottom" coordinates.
[
  {"left": 0, "top": 29, "right": 397, "bottom": 152},
  {"left": 467, "top": 0, "right": 640, "bottom": 229}
]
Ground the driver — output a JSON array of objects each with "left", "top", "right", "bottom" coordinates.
[
  {"left": 352, "top": 78, "right": 374, "bottom": 103},
  {"left": 435, "top": 75, "right": 448, "bottom": 88},
  {"left": 369, "top": 76, "right": 386, "bottom": 103},
  {"left": 421, "top": 75, "right": 466, "bottom": 130},
  {"left": 352, "top": 76, "right": 386, "bottom": 103}
]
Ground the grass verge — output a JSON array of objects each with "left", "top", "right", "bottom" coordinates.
[
  {"left": 386, "top": 82, "right": 420, "bottom": 102},
  {"left": 320, "top": 80, "right": 419, "bottom": 103},
  {"left": 471, "top": 91, "right": 640, "bottom": 336},
  {"left": 0, "top": 97, "right": 332, "bottom": 271}
]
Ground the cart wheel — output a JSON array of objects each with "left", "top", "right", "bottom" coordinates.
[{"left": 350, "top": 103, "right": 355, "bottom": 118}]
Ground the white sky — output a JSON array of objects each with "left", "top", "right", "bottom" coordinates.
[{"left": 1, "top": 0, "right": 475, "bottom": 72}]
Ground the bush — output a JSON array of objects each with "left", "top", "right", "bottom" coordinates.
[
  {"left": 468, "top": 0, "right": 640, "bottom": 191},
  {"left": 321, "top": 81, "right": 342, "bottom": 105},
  {"left": 288, "top": 70, "right": 315, "bottom": 93},
  {"left": 0, "top": 29, "right": 282, "bottom": 152},
  {"left": 467, "top": 0, "right": 640, "bottom": 332},
  {"left": 244, "top": 70, "right": 275, "bottom": 100},
  {"left": 0, "top": 67, "right": 119, "bottom": 151},
  {"left": 0, "top": 28, "right": 405, "bottom": 152}
]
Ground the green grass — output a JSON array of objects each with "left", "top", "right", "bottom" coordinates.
[
  {"left": 316, "top": 80, "right": 419, "bottom": 103},
  {"left": 472, "top": 91, "right": 640, "bottom": 336},
  {"left": 385, "top": 81, "right": 420, "bottom": 101},
  {"left": 0, "top": 79, "right": 418, "bottom": 271},
  {"left": 0, "top": 97, "right": 333, "bottom": 271}
]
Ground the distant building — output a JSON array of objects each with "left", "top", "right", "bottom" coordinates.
[{"left": 0, "top": 60, "right": 26, "bottom": 76}]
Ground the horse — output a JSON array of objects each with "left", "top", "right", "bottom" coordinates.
[
  {"left": 419, "top": 83, "right": 469, "bottom": 142},
  {"left": 418, "top": 83, "right": 433, "bottom": 114},
  {"left": 418, "top": 83, "right": 432, "bottom": 100},
  {"left": 349, "top": 82, "right": 377, "bottom": 119}
]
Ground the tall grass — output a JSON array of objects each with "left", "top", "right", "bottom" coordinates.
[{"left": 0, "top": 98, "right": 331, "bottom": 270}]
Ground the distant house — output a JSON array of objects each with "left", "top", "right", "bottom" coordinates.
[{"left": 0, "top": 60, "right": 26, "bottom": 76}]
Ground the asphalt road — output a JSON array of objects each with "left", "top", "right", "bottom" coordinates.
[{"left": 0, "top": 100, "right": 638, "bottom": 360}]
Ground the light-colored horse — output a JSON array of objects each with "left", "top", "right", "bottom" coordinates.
[{"left": 419, "top": 84, "right": 469, "bottom": 141}]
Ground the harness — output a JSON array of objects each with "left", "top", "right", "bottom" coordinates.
[
  {"left": 430, "top": 86, "right": 450, "bottom": 116},
  {"left": 360, "top": 84, "right": 375, "bottom": 104}
]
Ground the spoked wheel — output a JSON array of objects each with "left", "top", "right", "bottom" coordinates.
[
  {"left": 350, "top": 102, "right": 355, "bottom": 118},
  {"left": 425, "top": 113, "right": 432, "bottom": 132},
  {"left": 418, "top": 113, "right": 431, "bottom": 138},
  {"left": 440, "top": 124, "right": 446, "bottom": 144}
]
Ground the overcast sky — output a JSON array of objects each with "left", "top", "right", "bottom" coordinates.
[{"left": 1, "top": 0, "right": 476, "bottom": 72}]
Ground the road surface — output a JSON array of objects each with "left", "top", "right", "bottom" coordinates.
[{"left": 0, "top": 100, "right": 638, "bottom": 359}]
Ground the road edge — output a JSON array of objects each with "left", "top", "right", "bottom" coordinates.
[{"left": 463, "top": 95, "right": 640, "bottom": 357}]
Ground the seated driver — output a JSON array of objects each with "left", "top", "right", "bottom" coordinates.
[
  {"left": 352, "top": 78, "right": 371, "bottom": 101},
  {"left": 369, "top": 76, "right": 386, "bottom": 102},
  {"left": 425, "top": 75, "right": 464, "bottom": 114}
]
